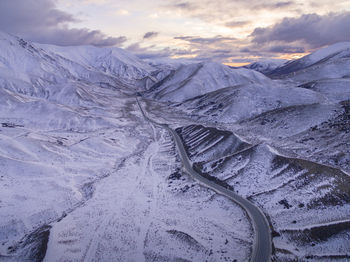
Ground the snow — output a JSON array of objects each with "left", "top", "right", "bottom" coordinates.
[
  {"left": 0, "top": 30, "right": 253, "bottom": 261},
  {"left": 43, "top": 133, "right": 252, "bottom": 262},
  {"left": 288, "top": 58, "right": 350, "bottom": 83},
  {"left": 269, "top": 42, "right": 350, "bottom": 82},
  {"left": 0, "top": 30, "right": 156, "bottom": 99},
  {"left": 176, "top": 82, "right": 326, "bottom": 124},
  {"left": 0, "top": 86, "right": 140, "bottom": 257},
  {"left": 244, "top": 59, "right": 288, "bottom": 74},
  {"left": 177, "top": 126, "right": 350, "bottom": 260},
  {"left": 306, "top": 42, "right": 350, "bottom": 65},
  {"left": 147, "top": 61, "right": 272, "bottom": 102},
  {"left": 1, "top": 29, "right": 350, "bottom": 262},
  {"left": 301, "top": 78, "right": 350, "bottom": 103},
  {"left": 40, "top": 43, "right": 155, "bottom": 84}
]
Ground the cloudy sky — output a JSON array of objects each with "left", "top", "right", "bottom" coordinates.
[{"left": 0, "top": 0, "right": 349, "bottom": 65}]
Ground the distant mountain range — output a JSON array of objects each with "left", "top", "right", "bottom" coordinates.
[
  {"left": 244, "top": 42, "right": 350, "bottom": 82},
  {"left": 243, "top": 59, "right": 288, "bottom": 75}
]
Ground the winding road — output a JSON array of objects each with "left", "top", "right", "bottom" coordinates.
[{"left": 137, "top": 98, "right": 271, "bottom": 262}]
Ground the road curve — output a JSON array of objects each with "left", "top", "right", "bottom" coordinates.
[{"left": 136, "top": 98, "right": 271, "bottom": 262}]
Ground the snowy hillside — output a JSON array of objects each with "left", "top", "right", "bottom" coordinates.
[
  {"left": 138, "top": 41, "right": 350, "bottom": 261},
  {"left": 173, "top": 82, "right": 325, "bottom": 123},
  {"left": 299, "top": 42, "right": 350, "bottom": 66},
  {"left": 243, "top": 59, "right": 287, "bottom": 75},
  {"left": 40, "top": 44, "right": 156, "bottom": 86},
  {"left": 269, "top": 42, "right": 350, "bottom": 82},
  {"left": 145, "top": 61, "right": 271, "bottom": 102},
  {"left": 1, "top": 30, "right": 350, "bottom": 262},
  {"left": 0, "top": 31, "right": 254, "bottom": 262},
  {"left": 177, "top": 125, "right": 350, "bottom": 260},
  {"left": 0, "top": 31, "right": 157, "bottom": 97}
]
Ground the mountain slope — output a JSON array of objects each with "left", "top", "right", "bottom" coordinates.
[
  {"left": 0, "top": 31, "right": 156, "bottom": 100},
  {"left": 145, "top": 61, "right": 272, "bottom": 102},
  {"left": 243, "top": 59, "right": 287, "bottom": 75},
  {"left": 174, "top": 82, "right": 324, "bottom": 123},
  {"left": 268, "top": 42, "right": 350, "bottom": 82},
  {"left": 175, "top": 123, "right": 350, "bottom": 261},
  {"left": 40, "top": 44, "right": 156, "bottom": 86},
  {"left": 2, "top": 29, "right": 350, "bottom": 262},
  {"left": 0, "top": 31, "right": 254, "bottom": 262}
]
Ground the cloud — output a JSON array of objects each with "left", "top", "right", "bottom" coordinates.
[
  {"left": 174, "top": 35, "right": 236, "bottom": 44},
  {"left": 273, "top": 1, "right": 294, "bottom": 8},
  {"left": 0, "top": 0, "right": 126, "bottom": 47},
  {"left": 116, "top": 9, "right": 130, "bottom": 16},
  {"left": 169, "top": 35, "right": 250, "bottom": 62},
  {"left": 254, "top": 1, "right": 295, "bottom": 9},
  {"left": 267, "top": 45, "right": 305, "bottom": 53},
  {"left": 143, "top": 32, "right": 159, "bottom": 39},
  {"left": 127, "top": 22, "right": 308, "bottom": 64},
  {"left": 225, "top": 21, "right": 250, "bottom": 28},
  {"left": 239, "top": 42, "right": 306, "bottom": 57},
  {"left": 33, "top": 27, "right": 127, "bottom": 47},
  {"left": 82, "top": 0, "right": 110, "bottom": 4},
  {"left": 171, "top": 2, "right": 195, "bottom": 10},
  {"left": 126, "top": 43, "right": 192, "bottom": 60},
  {"left": 164, "top": 0, "right": 300, "bottom": 24},
  {"left": 251, "top": 11, "right": 350, "bottom": 48}
]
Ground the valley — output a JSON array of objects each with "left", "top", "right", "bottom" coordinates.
[{"left": 0, "top": 30, "right": 350, "bottom": 262}]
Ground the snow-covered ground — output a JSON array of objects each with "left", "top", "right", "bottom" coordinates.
[
  {"left": 268, "top": 42, "right": 350, "bottom": 82},
  {"left": 171, "top": 82, "right": 326, "bottom": 123},
  {"left": 1, "top": 30, "right": 350, "bottom": 261},
  {"left": 171, "top": 122, "right": 350, "bottom": 261},
  {"left": 243, "top": 59, "right": 287, "bottom": 75},
  {"left": 143, "top": 42, "right": 350, "bottom": 261},
  {"left": 145, "top": 61, "right": 271, "bottom": 102},
  {"left": 43, "top": 130, "right": 252, "bottom": 262},
  {"left": 0, "top": 31, "right": 253, "bottom": 262}
]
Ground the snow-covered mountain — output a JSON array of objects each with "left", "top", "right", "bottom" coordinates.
[
  {"left": 176, "top": 124, "right": 350, "bottom": 260},
  {"left": 134, "top": 42, "right": 350, "bottom": 261},
  {"left": 268, "top": 42, "right": 350, "bottom": 82},
  {"left": 145, "top": 61, "right": 271, "bottom": 102},
  {"left": 243, "top": 59, "right": 287, "bottom": 75},
  {"left": 173, "top": 82, "right": 325, "bottom": 123},
  {"left": 1, "top": 30, "right": 350, "bottom": 262},
  {"left": 0, "top": 31, "right": 157, "bottom": 98},
  {"left": 0, "top": 30, "right": 255, "bottom": 262},
  {"left": 40, "top": 43, "right": 156, "bottom": 86}
]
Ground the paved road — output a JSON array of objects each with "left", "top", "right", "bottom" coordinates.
[{"left": 137, "top": 98, "right": 271, "bottom": 262}]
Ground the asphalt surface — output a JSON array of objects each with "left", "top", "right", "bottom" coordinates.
[{"left": 137, "top": 98, "right": 271, "bottom": 262}]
